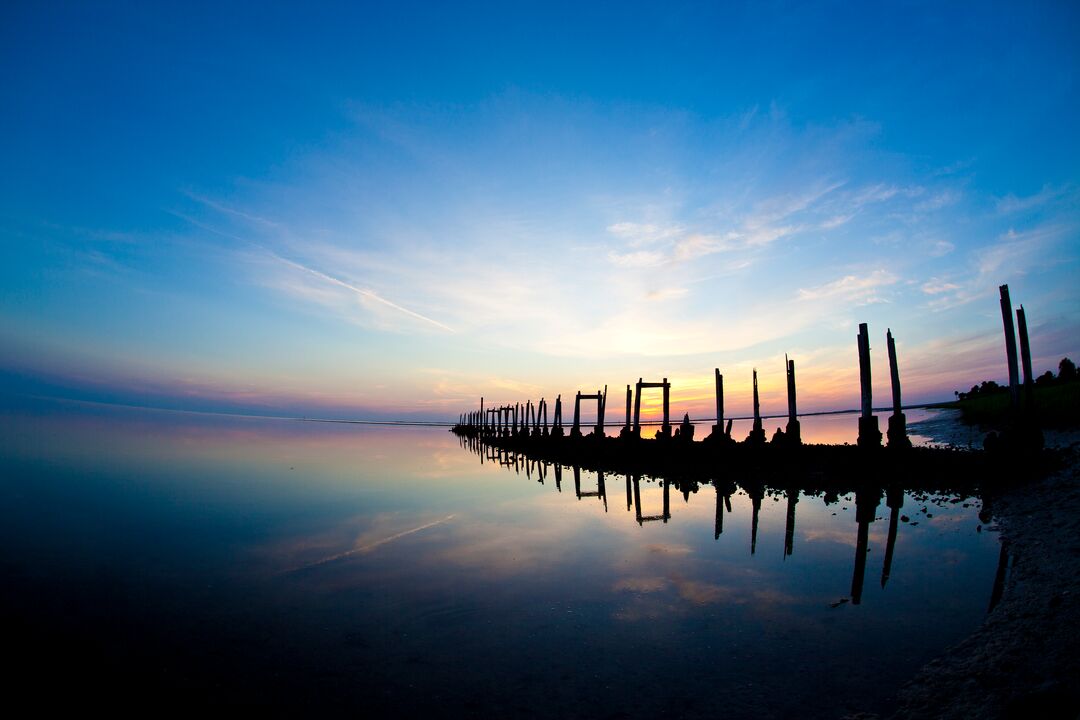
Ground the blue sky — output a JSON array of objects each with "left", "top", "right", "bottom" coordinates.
[{"left": 1, "top": 1, "right": 1078, "bottom": 420}]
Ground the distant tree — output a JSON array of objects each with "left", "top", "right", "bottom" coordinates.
[
  {"left": 1060, "top": 357, "right": 1077, "bottom": 382},
  {"left": 1035, "top": 370, "right": 1055, "bottom": 386}
]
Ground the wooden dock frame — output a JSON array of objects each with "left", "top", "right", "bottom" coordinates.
[
  {"left": 633, "top": 378, "right": 671, "bottom": 440},
  {"left": 572, "top": 389, "right": 605, "bottom": 438}
]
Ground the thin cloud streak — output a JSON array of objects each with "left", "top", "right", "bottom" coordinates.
[{"left": 271, "top": 252, "right": 455, "bottom": 333}]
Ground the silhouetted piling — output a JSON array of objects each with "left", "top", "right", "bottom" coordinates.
[
  {"left": 748, "top": 369, "right": 766, "bottom": 445},
  {"left": 785, "top": 356, "right": 801, "bottom": 445},
  {"left": 710, "top": 369, "right": 729, "bottom": 442},
  {"left": 1000, "top": 284, "right": 1021, "bottom": 413},
  {"left": 1017, "top": 306, "right": 1034, "bottom": 410},
  {"left": 886, "top": 329, "right": 910, "bottom": 449},
  {"left": 857, "top": 323, "right": 882, "bottom": 448}
]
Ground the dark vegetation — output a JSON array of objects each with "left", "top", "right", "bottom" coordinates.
[{"left": 947, "top": 357, "right": 1079, "bottom": 427}]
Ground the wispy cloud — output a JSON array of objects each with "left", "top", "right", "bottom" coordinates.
[
  {"left": 798, "top": 270, "right": 898, "bottom": 304},
  {"left": 270, "top": 252, "right": 455, "bottom": 333},
  {"left": 995, "top": 184, "right": 1069, "bottom": 214}
]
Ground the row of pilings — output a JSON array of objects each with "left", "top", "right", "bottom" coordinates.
[
  {"left": 455, "top": 283, "right": 1044, "bottom": 455},
  {"left": 455, "top": 324, "right": 913, "bottom": 450}
]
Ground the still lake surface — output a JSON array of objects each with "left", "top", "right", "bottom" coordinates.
[{"left": 1, "top": 399, "right": 1000, "bottom": 717}]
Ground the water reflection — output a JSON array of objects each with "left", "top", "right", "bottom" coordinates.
[
  {"left": 462, "top": 433, "right": 1004, "bottom": 612},
  {"left": 1, "top": 402, "right": 1007, "bottom": 719}
]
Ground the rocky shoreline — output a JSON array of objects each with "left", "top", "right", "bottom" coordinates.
[{"left": 885, "top": 431, "right": 1080, "bottom": 719}]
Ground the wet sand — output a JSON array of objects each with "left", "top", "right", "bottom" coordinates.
[{"left": 887, "top": 430, "right": 1080, "bottom": 719}]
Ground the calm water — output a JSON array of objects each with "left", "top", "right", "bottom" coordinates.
[{"left": 1, "top": 399, "right": 1001, "bottom": 717}]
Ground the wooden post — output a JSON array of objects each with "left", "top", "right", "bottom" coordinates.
[
  {"left": 1017, "top": 306, "right": 1034, "bottom": 409},
  {"left": 999, "top": 284, "right": 1020, "bottom": 412},
  {"left": 786, "top": 356, "right": 801, "bottom": 445},
  {"left": 715, "top": 369, "right": 724, "bottom": 430},
  {"left": 857, "top": 322, "right": 881, "bottom": 448},
  {"left": 571, "top": 392, "right": 582, "bottom": 437},
  {"left": 748, "top": 369, "right": 766, "bottom": 444},
  {"left": 886, "top": 329, "right": 910, "bottom": 448},
  {"left": 660, "top": 378, "right": 671, "bottom": 438},
  {"left": 552, "top": 395, "right": 563, "bottom": 437},
  {"left": 597, "top": 386, "right": 607, "bottom": 435},
  {"left": 623, "top": 384, "right": 632, "bottom": 434},
  {"left": 633, "top": 378, "right": 643, "bottom": 436}
]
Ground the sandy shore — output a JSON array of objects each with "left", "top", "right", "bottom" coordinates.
[{"left": 885, "top": 432, "right": 1080, "bottom": 719}]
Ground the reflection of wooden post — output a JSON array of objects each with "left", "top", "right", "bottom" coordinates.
[
  {"left": 786, "top": 356, "right": 801, "bottom": 445},
  {"left": 886, "top": 329, "right": 910, "bottom": 448},
  {"left": 784, "top": 489, "right": 798, "bottom": 557},
  {"left": 625, "top": 475, "right": 632, "bottom": 512},
  {"left": 633, "top": 378, "right": 643, "bottom": 436},
  {"left": 851, "top": 488, "right": 880, "bottom": 605},
  {"left": 554, "top": 462, "right": 562, "bottom": 491},
  {"left": 633, "top": 476, "right": 643, "bottom": 525},
  {"left": 881, "top": 486, "right": 903, "bottom": 588},
  {"left": 1017, "top": 306, "right": 1034, "bottom": 409},
  {"left": 857, "top": 323, "right": 882, "bottom": 447},
  {"left": 750, "top": 487, "right": 762, "bottom": 554},
  {"left": 598, "top": 471, "right": 607, "bottom": 512},
  {"left": 714, "top": 485, "right": 724, "bottom": 539},
  {"left": 988, "top": 543, "right": 1010, "bottom": 613},
  {"left": 573, "top": 465, "right": 581, "bottom": 498},
  {"left": 662, "top": 479, "right": 670, "bottom": 523}
]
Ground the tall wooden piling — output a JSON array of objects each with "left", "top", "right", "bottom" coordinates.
[
  {"left": 999, "top": 284, "right": 1021, "bottom": 413},
  {"left": 711, "top": 369, "right": 727, "bottom": 441},
  {"left": 633, "top": 378, "right": 643, "bottom": 437},
  {"left": 571, "top": 392, "right": 582, "bottom": 437},
  {"left": 748, "top": 369, "right": 766, "bottom": 444},
  {"left": 857, "top": 323, "right": 882, "bottom": 448},
  {"left": 660, "top": 378, "right": 671, "bottom": 439},
  {"left": 552, "top": 395, "right": 563, "bottom": 437},
  {"left": 886, "top": 329, "right": 910, "bottom": 448},
  {"left": 1017, "top": 305, "right": 1034, "bottom": 409},
  {"left": 623, "top": 384, "right": 632, "bottom": 436},
  {"left": 598, "top": 386, "right": 607, "bottom": 435},
  {"left": 785, "top": 356, "right": 801, "bottom": 445}
]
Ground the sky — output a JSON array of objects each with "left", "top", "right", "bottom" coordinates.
[{"left": 1, "top": 1, "right": 1078, "bottom": 422}]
